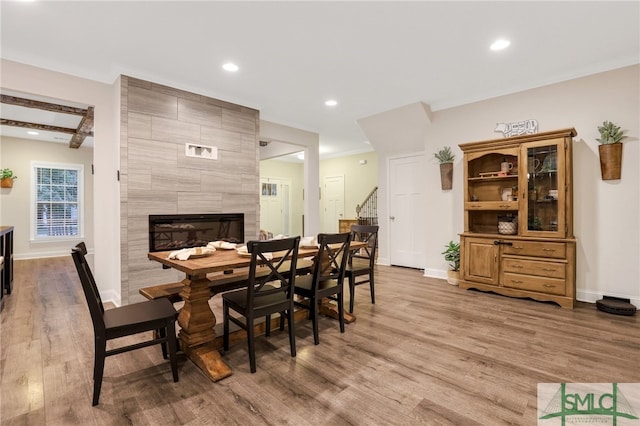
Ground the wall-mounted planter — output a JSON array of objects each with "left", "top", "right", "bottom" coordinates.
[
  {"left": 1, "top": 178, "right": 15, "bottom": 188},
  {"left": 598, "top": 143, "right": 623, "bottom": 180},
  {"left": 439, "top": 163, "right": 453, "bottom": 190}
]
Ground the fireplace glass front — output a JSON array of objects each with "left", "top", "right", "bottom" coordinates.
[{"left": 148, "top": 213, "right": 244, "bottom": 252}]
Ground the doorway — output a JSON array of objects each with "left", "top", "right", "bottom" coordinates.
[{"left": 260, "top": 177, "right": 292, "bottom": 236}]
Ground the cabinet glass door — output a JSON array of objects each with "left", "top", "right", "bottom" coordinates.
[{"left": 523, "top": 140, "right": 564, "bottom": 237}]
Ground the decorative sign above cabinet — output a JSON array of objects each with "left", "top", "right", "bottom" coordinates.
[{"left": 494, "top": 119, "right": 538, "bottom": 138}]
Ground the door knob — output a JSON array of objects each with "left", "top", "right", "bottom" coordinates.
[{"left": 390, "top": 216, "right": 395, "bottom": 220}]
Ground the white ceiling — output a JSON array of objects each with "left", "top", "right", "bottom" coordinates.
[{"left": 1, "top": 1, "right": 638, "bottom": 159}]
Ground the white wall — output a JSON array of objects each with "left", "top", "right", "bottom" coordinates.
[
  {"left": 0, "top": 137, "right": 94, "bottom": 258},
  {"left": 1, "top": 59, "right": 121, "bottom": 304},
  {"left": 369, "top": 65, "right": 640, "bottom": 305}
]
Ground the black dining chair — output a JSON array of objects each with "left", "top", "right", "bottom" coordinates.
[
  {"left": 222, "top": 236, "right": 300, "bottom": 373},
  {"left": 293, "top": 232, "right": 351, "bottom": 345},
  {"left": 71, "top": 243, "right": 179, "bottom": 406},
  {"left": 346, "top": 224, "right": 379, "bottom": 313}
]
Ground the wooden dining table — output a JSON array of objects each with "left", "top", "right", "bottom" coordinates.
[{"left": 147, "top": 241, "right": 366, "bottom": 382}]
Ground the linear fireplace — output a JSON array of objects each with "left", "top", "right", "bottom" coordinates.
[{"left": 148, "top": 213, "right": 244, "bottom": 252}]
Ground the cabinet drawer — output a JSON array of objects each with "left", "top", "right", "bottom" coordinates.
[
  {"left": 502, "top": 241, "right": 565, "bottom": 259},
  {"left": 503, "top": 273, "right": 566, "bottom": 295},
  {"left": 465, "top": 201, "right": 517, "bottom": 211},
  {"left": 502, "top": 258, "right": 565, "bottom": 279}
]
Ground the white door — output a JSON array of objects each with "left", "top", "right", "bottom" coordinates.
[
  {"left": 322, "top": 175, "right": 344, "bottom": 233},
  {"left": 389, "top": 155, "right": 426, "bottom": 268}
]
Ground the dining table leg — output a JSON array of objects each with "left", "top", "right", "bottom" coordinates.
[{"left": 178, "top": 275, "right": 232, "bottom": 381}]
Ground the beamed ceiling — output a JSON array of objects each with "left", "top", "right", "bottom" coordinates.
[{"left": 0, "top": 91, "right": 94, "bottom": 149}]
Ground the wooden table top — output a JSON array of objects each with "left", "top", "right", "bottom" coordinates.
[{"left": 147, "top": 241, "right": 367, "bottom": 277}]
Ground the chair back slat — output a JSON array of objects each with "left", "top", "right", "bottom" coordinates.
[
  {"left": 349, "top": 224, "right": 379, "bottom": 267},
  {"left": 313, "top": 233, "right": 351, "bottom": 286},
  {"left": 246, "top": 237, "right": 300, "bottom": 305},
  {"left": 71, "top": 244, "right": 106, "bottom": 332}
]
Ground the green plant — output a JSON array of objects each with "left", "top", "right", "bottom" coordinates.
[
  {"left": 434, "top": 146, "right": 455, "bottom": 163},
  {"left": 596, "top": 121, "right": 626, "bottom": 144},
  {"left": 442, "top": 240, "right": 460, "bottom": 271},
  {"left": 1, "top": 168, "right": 17, "bottom": 180}
]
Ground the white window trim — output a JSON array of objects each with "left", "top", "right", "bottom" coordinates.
[{"left": 30, "top": 161, "right": 85, "bottom": 242}]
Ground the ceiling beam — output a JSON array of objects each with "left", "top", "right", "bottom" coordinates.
[
  {"left": 69, "top": 106, "right": 94, "bottom": 148},
  {"left": 0, "top": 94, "right": 88, "bottom": 116},
  {"left": 0, "top": 118, "right": 78, "bottom": 134}
]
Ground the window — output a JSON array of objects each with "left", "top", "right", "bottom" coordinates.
[{"left": 31, "top": 162, "right": 84, "bottom": 241}]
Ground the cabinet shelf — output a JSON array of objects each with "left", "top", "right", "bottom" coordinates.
[{"left": 468, "top": 175, "right": 518, "bottom": 182}]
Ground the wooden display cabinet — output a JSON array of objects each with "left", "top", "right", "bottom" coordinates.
[{"left": 458, "top": 129, "right": 577, "bottom": 308}]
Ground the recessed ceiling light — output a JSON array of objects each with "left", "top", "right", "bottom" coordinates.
[
  {"left": 222, "top": 62, "right": 239, "bottom": 72},
  {"left": 27, "top": 131, "right": 39, "bottom": 135},
  {"left": 490, "top": 39, "right": 510, "bottom": 51},
  {"left": 325, "top": 99, "right": 338, "bottom": 107}
]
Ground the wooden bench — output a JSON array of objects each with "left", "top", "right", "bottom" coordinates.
[{"left": 140, "top": 258, "right": 313, "bottom": 303}]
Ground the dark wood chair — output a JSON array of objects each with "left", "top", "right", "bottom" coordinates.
[
  {"left": 222, "top": 236, "right": 300, "bottom": 373},
  {"left": 71, "top": 243, "right": 179, "bottom": 406},
  {"left": 346, "top": 224, "right": 379, "bottom": 313},
  {"left": 294, "top": 232, "right": 351, "bottom": 345}
]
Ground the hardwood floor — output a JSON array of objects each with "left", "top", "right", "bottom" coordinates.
[{"left": 1, "top": 257, "right": 638, "bottom": 425}]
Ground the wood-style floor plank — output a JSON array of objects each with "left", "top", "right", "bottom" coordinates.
[{"left": 1, "top": 257, "right": 638, "bottom": 425}]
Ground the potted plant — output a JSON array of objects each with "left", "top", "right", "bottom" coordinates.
[
  {"left": 442, "top": 240, "right": 460, "bottom": 285},
  {"left": 435, "top": 146, "right": 455, "bottom": 190},
  {"left": 596, "top": 120, "right": 626, "bottom": 180},
  {"left": 1, "top": 168, "right": 18, "bottom": 188}
]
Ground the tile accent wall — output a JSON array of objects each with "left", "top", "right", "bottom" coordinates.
[{"left": 120, "top": 76, "right": 260, "bottom": 304}]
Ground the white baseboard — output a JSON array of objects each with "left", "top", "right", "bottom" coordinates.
[
  {"left": 101, "top": 290, "right": 121, "bottom": 307},
  {"left": 15, "top": 250, "right": 71, "bottom": 260},
  {"left": 424, "top": 268, "right": 447, "bottom": 280},
  {"left": 577, "top": 289, "right": 639, "bottom": 308},
  {"left": 375, "top": 256, "right": 390, "bottom": 266}
]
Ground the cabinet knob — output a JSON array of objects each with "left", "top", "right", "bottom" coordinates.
[
  {"left": 512, "top": 264, "right": 523, "bottom": 269},
  {"left": 543, "top": 284, "right": 556, "bottom": 288},
  {"left": 543, "top": 248, "right": 556, "bottom": 252},
  {"left": 511, "top": 279, "right": 523, "bottom": 284},
  {"left": 542, "top": 268, "right": 556, "bottom": 272}
]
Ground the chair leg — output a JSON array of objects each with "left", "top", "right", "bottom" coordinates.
[
  {"left": 265, "top": 314, "right": 271, "bottom": 337},
  {"left": 166, "top": 320, "right": 179, "bottom": 383},
  {"left": 158, "top": 328, "right": 168, "bottom": 359},
  {"left": 370, "top": 274, "right": 375, "bottom": 304},
  {"left": 337, "top": 291, "right": 345, "bottom": 333},
  {"left": 288, "top": 307, "right": 296, "bottom": 357},
  {"left": 279, "top": 312, "right": 285, "bottom": 331},
  {"left": 348, "top": 276, "right": 356, "bottom": 313},
  {"left": 93, "top": 337, "right": 106, "bottom": 406},
  {"left": 223, "top": 302, "right": 230, "bottom": 351},
  {"left": 247, "top": 317, "right": 256, "bottom": 373},
  {"left": 312, "top": 297, "right": 320, "bottom": 345}
]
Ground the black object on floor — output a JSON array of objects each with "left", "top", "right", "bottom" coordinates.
[{"left": 596, "top": 296, "right": 637, "bottom": 316}]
